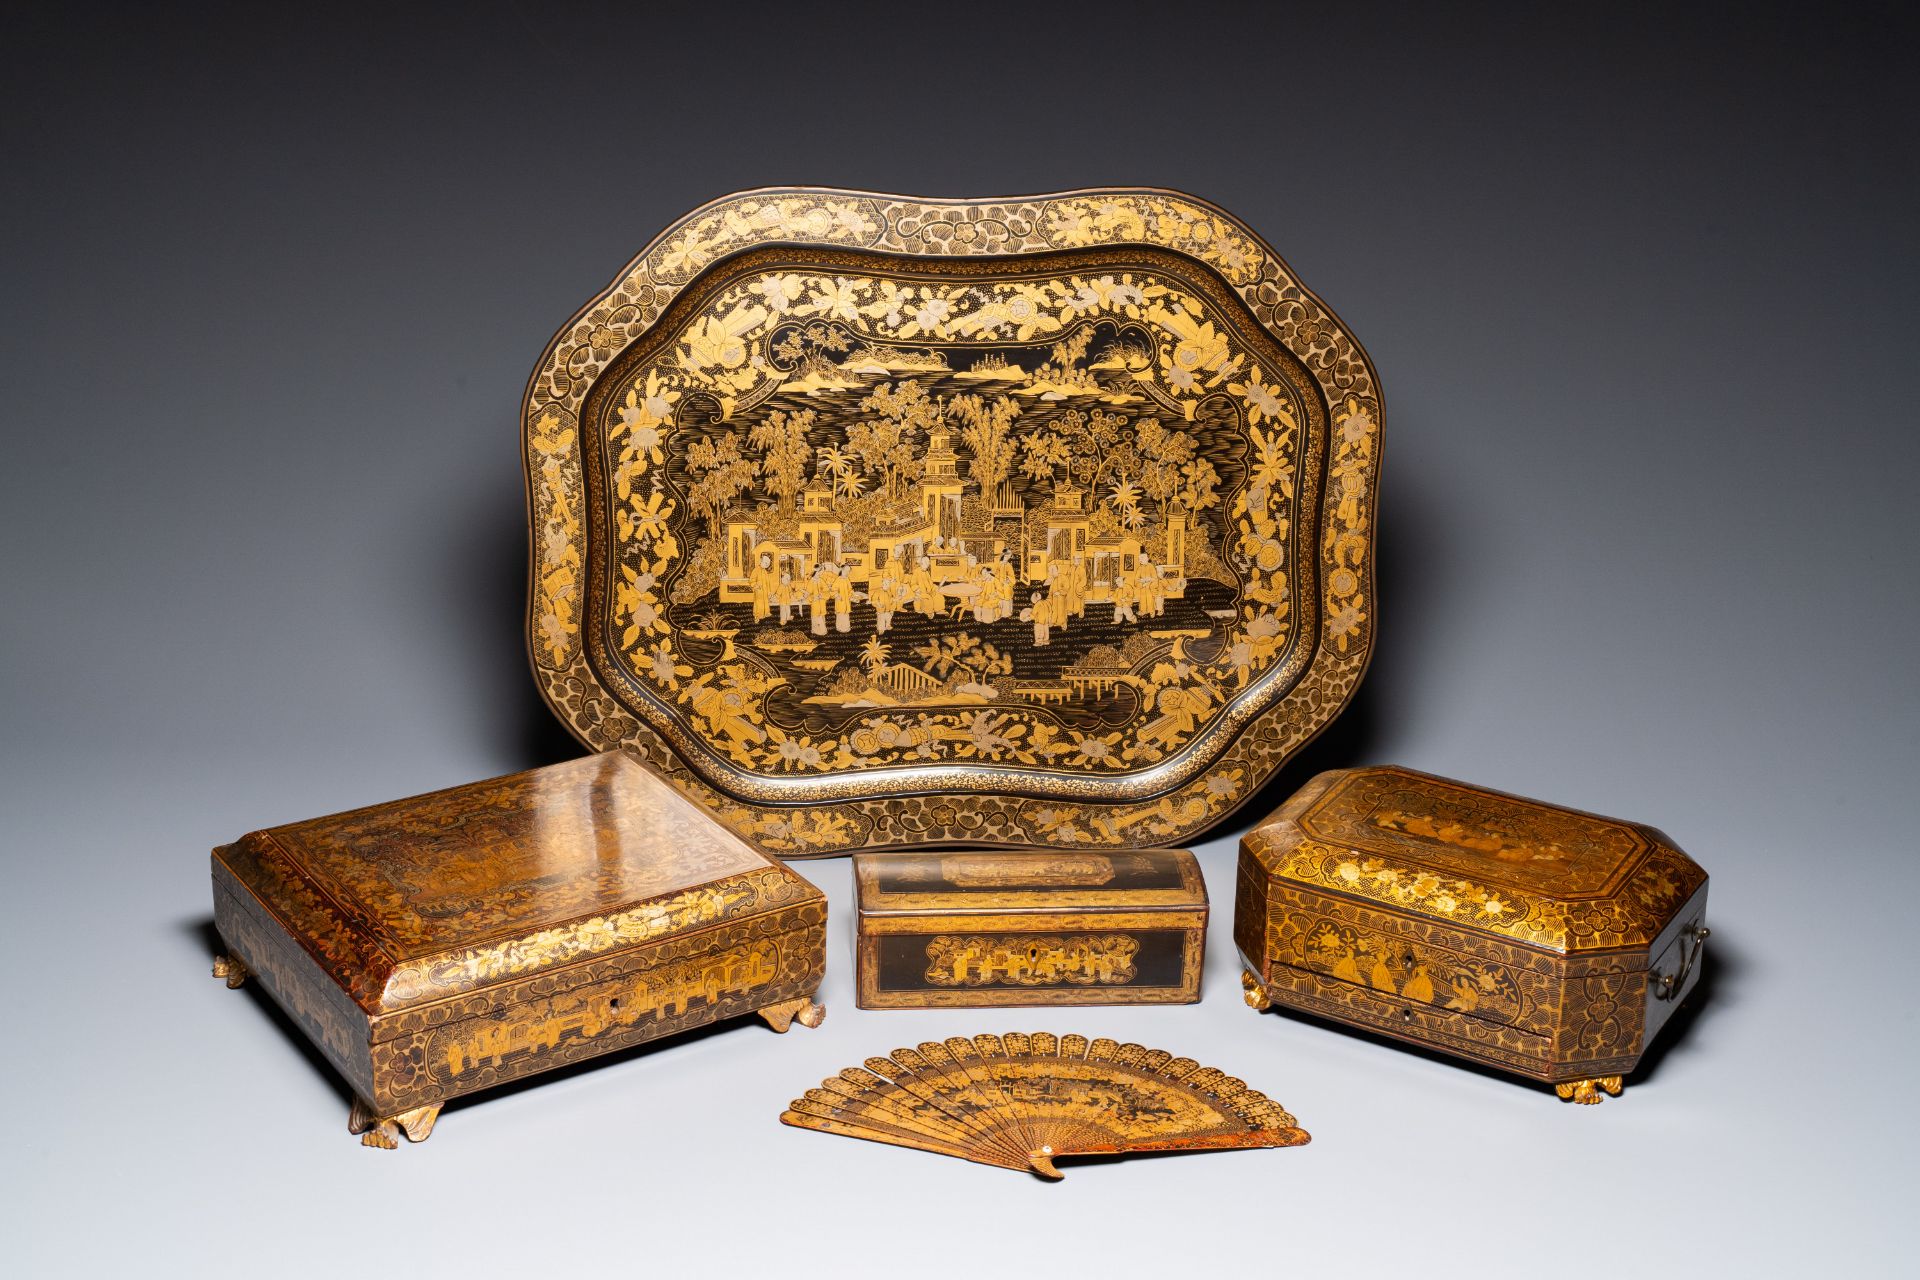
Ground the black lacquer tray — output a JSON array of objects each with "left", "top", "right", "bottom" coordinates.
[{"left": 523, "top": 187, "right": 1381, "bottom": 855}]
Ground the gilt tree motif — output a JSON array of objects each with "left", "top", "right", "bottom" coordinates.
[
  {"left": 749, "top": 407, "right": 816, "bottom": 509},
  {"left": 850, "top": 380, "right": 938, "bottom": 500},
  {"left": 914, "top": 633, "right": 1013, "bottom": 685},
  {"left": 684, "top": 433, "right": 757, "bottom": 539},
  {"left": 951, "top": 393, "right": 1021, "bottom": 504},
  {"left": 816, "top": 444, "right": 865, "bottom": 500}
]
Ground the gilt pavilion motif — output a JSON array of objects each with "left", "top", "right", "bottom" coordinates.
[{"left": 524, "top": 188, "right": 1382, "bottom": 854}]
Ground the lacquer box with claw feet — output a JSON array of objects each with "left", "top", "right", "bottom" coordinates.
[
  {"left": 1235, "top": 767, "right": 1709, "bottom": 1103},
  {"left": 209, "top": 752, "right": 827, "bottom": 1147}
]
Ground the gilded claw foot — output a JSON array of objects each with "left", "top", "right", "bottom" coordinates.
[
  {"left": 349, "top": 1098, "right": 442, "bottom": 1149},
  {"left": 758, "top": 995, "right": 827, "bottom": 1033},
  {"left": 1241, "top": 968, "right": 1273, "bottom": 1012},
  {"left": 211, "top": 955, "right": 250, "bottom": 989},
  {"left": 1555, "top": 1076, "right": 1624, "bottom": 1105}
]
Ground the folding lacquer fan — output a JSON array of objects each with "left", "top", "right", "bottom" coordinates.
[{"left": 780, "top": 1032, "right": 1308, "bottom": 1178}]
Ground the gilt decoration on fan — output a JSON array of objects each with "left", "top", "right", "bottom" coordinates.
[{"left": 781, "top": 1031, "right": 1308, "bottom": 1178}]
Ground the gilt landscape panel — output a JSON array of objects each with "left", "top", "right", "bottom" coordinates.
[{"left": 587, "top": 249, "right": 1318, "bottom": 790}]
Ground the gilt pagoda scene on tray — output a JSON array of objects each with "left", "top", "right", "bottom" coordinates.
[{"left": 573, "top": 259, "right": 1336, "bottom": 782}]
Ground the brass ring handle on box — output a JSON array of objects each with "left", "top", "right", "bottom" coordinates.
[{"left": 1652, "top": 923, "right": 1710, "bottom": 1000}]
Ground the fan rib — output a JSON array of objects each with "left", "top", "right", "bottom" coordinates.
[
  {"left": 781, "top": 1095, "right": 983, "bottom": 1166},
  {"left": 817, "top": 1073, "right": 973, "bottom": 1153},
  {"left": 965, "top": 1033, "right": 1044, "bottom": 1169},
  {"left": 941, "top": 1036, "right": 1038, "bottom": 1170},
  {"left": 911, "top": 1040, "right": 1034, "bottom": 1170},
  {"left": 867, "top": 1048, "right": 1028, "bottom": 1170},
  {"left": 805, "top": 1077, "right": 973, "bottom": 1156}
]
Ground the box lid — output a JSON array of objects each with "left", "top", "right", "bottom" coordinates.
[
  {"left": 1242, "top": 767, "right": 1705, "bottom": 954},
  {"left": 855, "top": 848, "right": 1206, "bottom": 917},
  {"left": 212, "top": 753, "right": 820, "bottom": 1016}
]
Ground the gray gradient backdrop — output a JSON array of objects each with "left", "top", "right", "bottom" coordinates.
[{"left": 4, "top": 3, "right": 1915, "bottom": 1275}]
